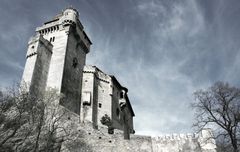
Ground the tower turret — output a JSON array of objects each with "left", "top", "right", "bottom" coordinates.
[{"left": 61, "top": 8, "right": 79, "bottom": 26}]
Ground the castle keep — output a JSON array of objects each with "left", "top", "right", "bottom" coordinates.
[
  {"left": 22, "top": 7, "right": 134, "bottom": 137},
  {"left": 21, "top": 8, "right": 217, "bottom": 152}
]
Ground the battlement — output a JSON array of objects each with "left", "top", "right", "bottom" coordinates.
[
  {"left": 59, "top": 119, "right": 216, "bottom": 152},
  {"left": 153, "top": 129, "right": 215, "bottom": 142},
  {"left": 153, "top": 133, "right": 199, "bottom": 141},
  {"left": 35, "top": 8, "right": 92, "bottom": 53},
  {"left": 151, "top": 129, "right": 216, "bottom": 152},
  {"left": 61, "top": 8, "right": 79, "bottom": 26}
]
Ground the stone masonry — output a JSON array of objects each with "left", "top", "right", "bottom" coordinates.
[{"left": 81, "top": 65, "right": 134, "bottom": 136}]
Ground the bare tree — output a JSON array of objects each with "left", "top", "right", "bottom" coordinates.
[
  {"left": 0, "top": 85, "right": 85, "bottom": 152},
  {"left": 192, "top": 82, "right": 240, "bottom": 152}
]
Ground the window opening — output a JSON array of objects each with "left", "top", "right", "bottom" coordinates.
[
  {"left": 120, "top": 92, "right": 124, "bottom": 99},
  {"left": 72, "top": 57, "right": 78, "bottom": 68},
  {"left": 82, "top": 92, "right": 91, "bottom": 106},
  {"left": 116, "top": 108, "right": 120, "bottom": 117}
]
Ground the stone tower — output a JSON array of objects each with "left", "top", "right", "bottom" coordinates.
[
  {"left": 21, "top": 34, "right": 53, "bottom": 97},
  {"left": 21, "top": 8, "right": 92, "bottom": 114}
]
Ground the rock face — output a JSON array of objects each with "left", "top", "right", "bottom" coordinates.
[{"left": 21, "top": 8, "right": 217, "bottom": 152}]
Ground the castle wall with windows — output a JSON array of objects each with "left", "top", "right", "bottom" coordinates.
[{"left": 81, "top": 65, "right": 135, "bottom": 134}]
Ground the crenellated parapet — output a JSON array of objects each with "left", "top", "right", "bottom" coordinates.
[
  {"left": 61, "top": 8, "right": 79, "bottom": 26},
  {"left": 153, "top": 133, "right": 199, "bottom": 141},
  {"left": 152, "top": 129, "right": 217, "bottom": 152},
  {"left": 37, "top": 24, "right": 60, "bottom": 35},
  {"left": 35, "top": 7, "right": 91, "bottom": 53}
]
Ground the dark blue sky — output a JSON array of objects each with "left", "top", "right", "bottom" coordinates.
[{"left": 1, "top": 0, "right": 240, "bottom": 135}]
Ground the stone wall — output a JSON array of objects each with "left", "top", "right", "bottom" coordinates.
[
  {"left": 43, "top": 24, "right": 68, "bottom": 92},
  {"left": 81, "top": 65, "right": 134, "bottom": 134},
  {"left": 63, "top": 122, "right": 153, "bottom": 152},
  {"left": 95, "top": 68, "right": 112, "bottom": 128},
  {"left": 81, "top": 69, "right": 95, "bottom": 124},
  {"left": 21, "top": 34, "right": 53, "bottom": 96},
  {"left": 153, "top": 134, "right": 199, "bottom": 152},
  {"left": 60, "top": 25, "right": 86, "bottom": 114},
  {"left": 111, "top": 79, "right": 123, "bottom": 130},
  {"left": 152, "top": 130, "right": 216, "bottom": 152},
  {"left": 61, "top": 121, "right": 216, "bottom": 152}
]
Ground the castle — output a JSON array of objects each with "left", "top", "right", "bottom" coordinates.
[{"left": 21, "top": 8, "right": 217, "bottom": 152}]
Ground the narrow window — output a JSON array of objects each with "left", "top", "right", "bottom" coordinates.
[
  {"left": 52, "top": 37, "right": 55, "bottom": 42},
  {"left": 120, "top": 92, "right": 124, "bottom": 99},
  {"left": 50, "top": 37, "right": 52, "bottom": 42},
  {"left": 116, "top": 108, "right": 120, "bottom": 117},
  {"left": 82, "top": 92, "right": 91, "bottom": 106},
  {"left": 99, "top": 103, "right": 102, "bottom": 108},
  {"left": 72, "top": 57, "right": 78, "bottom": 68}
]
